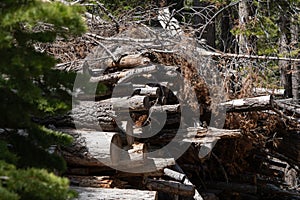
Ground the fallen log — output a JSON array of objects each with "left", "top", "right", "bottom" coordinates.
[
  {"left": 273, "top": 99, "right": 300, "bottom": 116},
  {"left": 72, "top": 96, "right": 150, "bottom": 131},
  {"left": 163, "top": 168, "right": 186, "bottom": 182},
  {"left": 116, "top": 157, "right": 176, "bottom": 177},
  {"left": 253, "top": 88, "right": 284, "bottom": 96},
  {"left": 72, "top": 186, "right": 158, "bottom": 200},
  {"left": 134, "top": 127, "right": 241, "bottom": 144},
  {"left": 101, "top": 95, "right": 150, "bottom": 111},
  {"left": 68, "top": 175, "right": 122, "bottom": 188},
  {"left": 60, "top": 129, "right": 122, "bottom": 167},
  {"left": 66, "top": 167, "right": 113, "bottom": 175},
  {"left": 89, "top": 65, "right": 158, "bottom": 84},
  {"left": 114, "top": 83, "right": 161, "bottom": 98},
  {"left": 145, "top": 178, "right": 195, "bottom": 197},
  {"left": 71, "top": 101, "right": 117, "bottom": 131},
  {"left": 60, "top": 128, "right": 175, "bottom": 172},
  {"left": 108, "top": 53, "right": 151, "bottom": 68},
  {"left": 149, "top": 104, "right": 180, "bottom": 113},
  {"left": 135, "top": 86, "right": 161, "bottom": 98},
  {"left": 220, "top": 95, "right": 273, "bottom": 112},
  {"left": 205, "top": 182, "right": 257, "bottom": 194}
]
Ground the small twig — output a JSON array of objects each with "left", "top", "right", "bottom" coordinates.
[
  {"left": 95, "top": 1, "right": 120, "bottom": 32},
  {"left": 198, "top": 0, "right": 240, "bottom": 39},
  {"left": 85, "top": 35, "right": 117, "bottom": 63}
]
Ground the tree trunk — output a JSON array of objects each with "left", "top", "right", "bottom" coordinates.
[
  {"left": 238, "top": 0, "right": 250, "bottom": 54},
  {"left": 220, "top": 95, "right": 273, "bottom": 112},
  {"left": 145, "top": 178, "right": 195, "bottom": 197},
  {"left": 61, "top": 130, "right": 122, "bottom": 167},
  {"left": 219, "top": 9, "right": 233, "bottom": 52},
  {"left": 291, "top": 16, "right": 300, "bottom": 101},
  {"left": 71, "top": 96, "right": 150, "bottom": 131},
  {"left": 279, "top": 16, "right": 292, "bottom": 98},
  {"left": 72, "top": 186, "right": 158, "bottom": 200}
]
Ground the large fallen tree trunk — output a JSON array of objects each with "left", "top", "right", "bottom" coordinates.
[
  {"left": 133, "top": 127, "right": 241, "bottom": 144},
  {"left": 72, "top": 186, "right": 158, "bottom": 200},
  {"left": 61, "top": 129, "right": 122, "bottom": 167},
  {"left": 60, "top": 129, "right": 176, "bottom": 173},
  {"left": 89, "top": 65, "right": 158, "bottom": 84},
  {"left": 221, "top": 95, "right": 273, "bottom": 112},
  {"left": 72, "top": 96, "right": 150, "bottom": 131}
]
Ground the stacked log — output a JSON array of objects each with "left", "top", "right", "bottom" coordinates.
[{"left": 45, "top": 26, "right": 300, "bottom": 200}]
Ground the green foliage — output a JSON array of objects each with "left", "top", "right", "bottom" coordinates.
[
  {"left": 0, "top": 0, "right": 87, "bottom": 199},
  {"left": 2, "top": 126, "right": 73, "bottom": 171},
  {"left": 0, "top": 161, "right": 77, "bottom": 200},
  {"left": 0, "top": 0, "right": 86, "bottom": 128},
  {"left": 230, "top": 0, "right": 300, "bottom": 56},
  {"left": 97, "top": 0, "right": 153, "bottom": 15},
  {"left": 0, "top": 141, "right": 18, "bottom": 165},
  {"left": 0, "top": 186, "right": 19, "bottom": 200}
]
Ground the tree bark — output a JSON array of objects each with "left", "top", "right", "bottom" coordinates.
[
  {"left": 291, "top": 16, "right": 300, "bottom": 101},
  {"left": 145, "top": 178, "right": 195, "bottom": 197},
  {"left": 279, "top": 16, "right": 292, "bottom": 98},
  {"left": 163, "top": 168, "right": 186, "bottom": 182},
  {"left": 72, "top": 96, "right": 150, "bottom": 131},
  {"left": 61, "top": 130, "right": 122, "bottom": 167},
  {"left": 220, "top": 95, "right": 273, "bottom": 112},
  {"left": 238, "top": 0, "right": 250, "bottom": 54},
  {"left": 72, "top": 186, "right": 158, "bottom": 200}
]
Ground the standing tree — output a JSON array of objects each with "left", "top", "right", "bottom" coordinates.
[
  {"left": 238, "top": 0, "right": 250, "bottom": 54},
  {"left": 291, "top": 12, "right": 300, "bottom": 101},
  {"left": 0, "top": 0, "right": 86, "bottom": 199}
]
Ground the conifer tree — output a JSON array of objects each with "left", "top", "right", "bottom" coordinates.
[{"left": 0, "top": 0, "right": 86, "bottom": 199}]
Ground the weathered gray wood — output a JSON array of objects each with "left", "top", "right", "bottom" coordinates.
[
  {"left": 253, "top": 88, "right": 284, "bottom": 96},
  {"left": 273, "top": 99, "right": 300, "bottom": 116},
  {"left": 72, "top": 96, "right": 150, "bottom": 131},
  {"left": 89, "top": 65, "right": 158, "bottom": 84},
  {"left": 137, "top": 86, "right": 161, "bottom": 98},
  {"left": 220, "top": 95, "right": 273, "bottom": 112},
  {"left": 116, "top": 157, "right": 176, "bottom": 177},
  {"left": 149, "top": 104, "right": 180, "bottom": 113},
  {"left": 120, "top": 120, "right": 135, "bottom": 146},
  {"left": 101, "top": 95, "right": 150, "bottom": 111},
  {"left": 163, "top": 168, "right": 186, "bottom": 182},
  {"left": 72, "top": 186, "right": 158, "bottom": 200},
  {"left": 145, "top": 178, "right": 195, "bottom": 196},
  {"left": 119, "top": 142, "right": 147, "bottom": 168},
  {"left": 71, "top": 101, "right": 117, "bottom": 131},
  {"left": 133, "top": 127, "right": 241, "bottom": 145},
  {"left": 108, "top": 53, "right": 151, "bottom": 68},
  {"left": 60, "top": 129, "right": 122, "bottom": 167}
]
